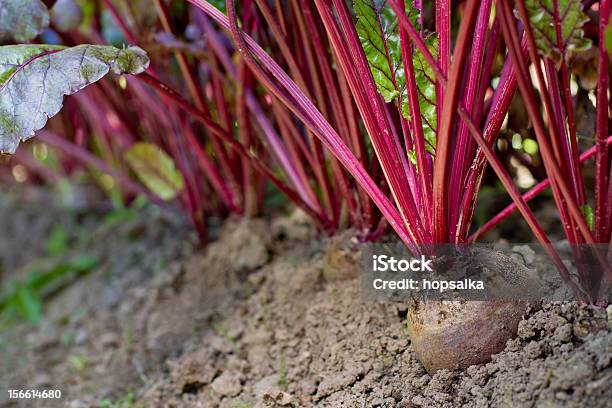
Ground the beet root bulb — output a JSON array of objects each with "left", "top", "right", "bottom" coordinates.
[{"left": 407, "top": 300, "right": 529, "bottom": 373}]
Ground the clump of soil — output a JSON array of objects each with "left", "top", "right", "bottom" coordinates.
[{"left": 0, "top": 191, "right": 609, "bottom": 408}]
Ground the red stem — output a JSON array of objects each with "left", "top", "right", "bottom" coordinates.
[
  {"left": 432, "top": 0, "right": 480, "bottom": 243},
  {"left": 138, "top": 72, "right": 332, "bottom": 230},
  {"left": 458, "top": 107, "right": 588, "bottom": 300},
  {"left": 314, "top": 0, "right": 426, "bottom": 243},
  {"left": 595, "top": 0, "right": 610, "bottom": 242},
  {"left": 449, "top": 0, "right": 493, "bottom": 239},
  {"left": 388, "top": 0, "right": 447, "bottom": 86},
  {"left": 456, "top": 19, "right": 508, "bottom": 241},
  {"left": 398, "top": 1, "right": 433, "bottom": 229},
  {"left": 552, "top": 0, "right": 586, "bottom": 207},
  {"left": 504, "top": 0, "right": 598, "bottom": 246},
  {"left": 293, "top": 0, "right": 362, "bottom": 226},
  {"left": 469, "top": 137, "right": 612, "bottom": 242},
  {"left": 197, "top": 11, "right": 322, "bottom": 212},
  {"left": 192, "top": 0, "right": 416, "bottom": 247},
  {"left": 183, "top": 122, "right": 239, "bottom": 211},
  {"left": 435, "top": 0, "right": 451, "bottom": 125},
  {"left": 236, "top": 61, "right": 260, "bottom": 216},
  {"left": 331, "top": 0, "right": 419, "bottom": 216}
]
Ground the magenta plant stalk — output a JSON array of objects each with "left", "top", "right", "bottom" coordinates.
[
  {"left": 389, "top": 0, "right": 447, "bottom": 86},
  {"left": 596, "top": 0, "right": 610, "bottom": 243},
  {"left": 448, "top": 0, "right": 492, "bottom": 239},
  {"left": 435, "top": 0, "right": 450, "bottom": 119},
  {"left": 390, "top": 0, "right": 527, "bottom": 244},
  {"left": 136, "top": 72, "right": 334, "bottom": 230},
  {"left": 324, "top": 0, "right": 426, "bottom": 243},
  {"left": 457, "top": 40, "right": 527, "bottom": 241},
  {"left": 457, "top": 106, "right": 589, "bottom": 300},
  {"left": 507, "top": 0, "right": 598, "bottom": 245},
  {"left": 497, "top": 0, "right": 610, "bottom": 287},
  {"left": 6, "top": 0, "right": 607, "bottom": 299},
  {"left": 197, "top": 9, "right": 329, "bottom": 218},
  {"left": 187, "top": 0, "right": 419, "bottom": 248},
  {"left": 398, "top": 4, "right": 432, "bottom": 225},
  {"left": 150, "top": 0, "right": 244, "bottom": 216},
  {"left": 183, "top": 0, "right": 592, "bottom": 247},
  {"left": 470, "top": 136, "right": 612, "bottom": 242},
  {"left": 432, "top": 0, "right": 479, "bottom": 243}
]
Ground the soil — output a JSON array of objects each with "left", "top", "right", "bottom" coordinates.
[{"left": 0, "top": 188, "right": 610, "bottom": 408}]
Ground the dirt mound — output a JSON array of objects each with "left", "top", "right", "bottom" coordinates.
[{"left": 0, "top": 196, "right": 609, "bottom": 407}]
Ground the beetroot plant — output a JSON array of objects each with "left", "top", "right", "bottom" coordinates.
[
  {"left": 187, "top": 1, "right": 609, "bottom": 258},
  {"left": 184, "top": 0, "right": 610, "bottom": 371},
  {"left": 0, "top": 0, "right": 609, "bottom": 372}
]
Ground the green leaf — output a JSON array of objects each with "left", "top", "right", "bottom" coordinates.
[
  {"left": 0, "top": 0, "right": 49, "bottom": 43},
  {"left": 46, "top": 225, "right": 68, "bottom": 256},
  {"left": 208, "top": 0, "right": 227, "bottom": 13},
  {"left": 354, "top": 0, "right": 404, "bottom": 102},
  {"left": 523, "top": 138, "right": 539, "bottom": 155},
  {"left": 407, "top": 149, "right": 417, "bottom": 166},
  {"left": 0, "top": 44, "right": 149, "bottom": 154},
  {"left": 0, "top": 256, "right": 98, "bottom": 324},
  {"left": 125, "top": 142, "right": 185, "bottom": 201},
  {"left": 581, "top": 204, "right": 594, "bottom": 231},
  {"left": 522, "top": 0, "right": 592, "bottom": 65},
  {"left": 14, "top": 284, "right": 42, "bottom": 324},
  {"left": 406, "top": 34, "right": 437, "bottom": 154},
  {"left": 70, "top": 255, "right": 98, "bottom": 272},
  {"left": 605, "top": 22, "right": 612, "bottom": 55},
  {"left": 66, "top": 354, "right": 87, "bottom": 371},
  {"left": 355, "top": 0, "right": 436, "bottom": 154}
]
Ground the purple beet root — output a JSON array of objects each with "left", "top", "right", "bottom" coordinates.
[
  {"left": 407, "top": 249, "right": 538, "bottom": 373},
  {"left": 407, "top": 299, "right": 529, "bottom": 373}
]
